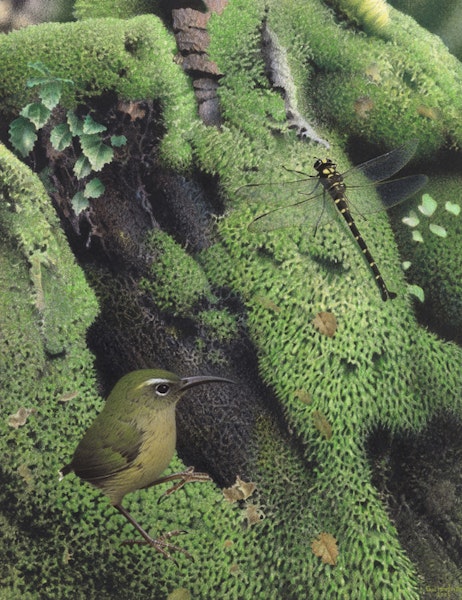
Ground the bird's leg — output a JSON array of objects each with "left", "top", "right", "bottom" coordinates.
[
  {"left": 141, "top": 466, "right": 212, "bottom": 501},
  {"left": 114, "top": 503, "right": 192, "bottom": 563}
]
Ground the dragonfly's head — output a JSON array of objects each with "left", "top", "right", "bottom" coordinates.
[{"left": 313, "top": 157, "right": 336, "bottom": 175}]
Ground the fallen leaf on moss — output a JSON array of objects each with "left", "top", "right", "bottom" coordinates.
[
  {"left": 117, "top": 100, "right": 146, "bottom": 121},
  {"left": 8, "top": 407, "right": 36, "bottom": 428},
  {"left": 294, "top": 389, "right": 312, "bottom": 404},
  {"left": 244, "top": 503, "right": 265, "bottom": 527},
  {"left": 312, "top": 410, "right": 333, "bottom": 440},
  {"left": 167, "top": 589, "right": 191, "bottom": 600},
  {"left": 17, "top": 463, "right": 34, "bottom": 487},
  {"left": 312, "top": 312, "right": 337, "bottom": 337},
  {"left": 58, "top": 391, "right": 79, "bottom": 403},
  {"left": 311, "top": 532, "right": 339, "bottom": 565},
  {"left": 254, "top": 294, "right": 281, "bottom": 313},
  {"left": 223, "top": 476, "right": 257, "bottom": 502}
]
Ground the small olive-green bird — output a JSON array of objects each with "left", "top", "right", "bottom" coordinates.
[{"left": 60, "top": 369, "right": 234, "bottom": 560}]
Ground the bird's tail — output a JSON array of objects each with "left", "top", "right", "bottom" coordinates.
[{"left": 59, "top": 463, "right": 72, "bottom": 481}]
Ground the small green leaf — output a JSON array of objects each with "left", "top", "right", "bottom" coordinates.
[
  {"left": 79, "top": 134, "right": 113, "bottom": 171},
  {"left": 71, "top": 191, "right": 89, "bottom": 214},
  {"left": 73, "top": 155, "right": 92, "bottom": 179},
  {"left": 84, "top": 178, "right": 105, "bottom": 198},
  {"left": 429, "top": 223, "right": 447, "bottom": 238},
  {"left": 50, "top": 123, "right": 72, "bottom": 151},
  {"left": 418, "top": 193, "right": 437, "bottom": 217},
  {"left": 411, "top": 230, "right": 424, "bottom": 243},
  {"left": 407, "top": 284, "right": 425, "bottom": 303},
  {"left": 20, "top": 102, "right": 51, "bottom": 128},
  {"left": 401, "top": 210, "right": 419, "bottom": 228},
  {"left": 27, "top": 61, "right": 52, "bottom": 77},
  {"left": 402, "top": 261, "right": 412, "bottom": 271},
  {"left": 110, "top": 135, "right": 127, "bottom": 147},
  {"left": 39, "top": 80, "right": 62, "bottom": 110},
  {"left": 26, "top": 76, "right": 52, "bottom": 88},
  {"left": 82, "top": 115, "right": 107, "bottom": 134},
  {"left": 445, "top": 201, "right": 460, "bottom": 216},
  {"left": 9, "top": 116, "right": 37, "bottom": 156},
  {"left": 67, "top": 111, "right": 83, "bottom": 136}
]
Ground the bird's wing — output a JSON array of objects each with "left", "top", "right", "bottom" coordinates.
[{"left": 69, "top": 415, "right": 143, "bottom": 483}]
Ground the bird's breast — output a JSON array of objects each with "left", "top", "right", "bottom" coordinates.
[{"left": 100, "top": 408, "right": 177, "bottom": 504}]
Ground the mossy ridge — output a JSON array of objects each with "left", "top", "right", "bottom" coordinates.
[
  {"left": 0, "top": 144, "right": 98, "bottom": 355},
  {"left": 73, "top": 0, "right": 156, "bottom": 20},
  {"left": 393, "top": 175, "right": 462, "bottom": 340},
  {"left": 140, "top": 229, "right": 212, "bottom": 317},
  {"left": 0, "top": 15, "right": 197, "bottom": 170},
  {"left": 263, "top": 0, "right": 462, "bottom": 153},
  {"left": 201, "top": 1, "right": 462, "bottom": 595}
]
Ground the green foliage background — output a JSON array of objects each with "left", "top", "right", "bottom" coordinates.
[{"left": 1, "top": 1, "right": 462, "bottom": 598}]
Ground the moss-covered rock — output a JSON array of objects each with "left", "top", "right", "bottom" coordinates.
[
  {"left": 73, "top": 0, "right": 156, "bottom": 21},
  {"left": 0, "top": 15, "right": 197, "bottom": 169},
  {"left": 140, "top": 229, "right": 212, "bottom": 317},
  {"left": 2, "top": 1, "right": 462, "bottom": 598},
  {"left": 393, "top": 174, "right": 462, "bottom": 340}
]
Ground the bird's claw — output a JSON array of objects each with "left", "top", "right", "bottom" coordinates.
[
  {"left": 158, "top": 466, "right": 211, "bottom": 503},
  {"left": 121, "top": 529, "right": 193, "bottom": 564}
]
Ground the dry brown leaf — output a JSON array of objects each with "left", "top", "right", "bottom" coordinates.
[
  {"left": 117, "top": 100, "right": 146, "bottom": 121},
  {"left": 312, "top": 410, "right": 333, "bottom": 440},
  {"left": 17, "top": 464, "right": 34, "bottom": 487},
  {"left": 294, "top": 389, "right": 312, "bottom": 404},
  {"left": 312, "top": 311, "right": 337, "bottom": 337},
  {"left": 244, "top": 503, "right": 264, "bottom": 527},
  {"left": 417, "top": 105, "right": 440, "bottom": 120},
  {"left": 223, "top": 475, "right": 257, "bottom": 502},
  {"left": 354, "top": 96, "right": 374, "bottom": 119},
  {"left": 58, "top": 391, "right": 79, "bottom": 403},
  {"left": 311, "top": 532, "right": 339, "bottom": 566},
  {"left": 167, "top": 589, "right": 191, "bottom": 600},
  {"left": 8, "top": 407, "right": 36, "bottom": 429},
  {"left": 254, "top": 295, "right": 281, "bottom": 313}
]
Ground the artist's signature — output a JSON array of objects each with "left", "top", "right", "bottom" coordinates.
[{"left": 425, "top": 586, "right": 462, "bottom": 598}]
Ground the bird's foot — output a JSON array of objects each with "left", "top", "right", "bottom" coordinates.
[
  {"left": 158, "top": 466, "right": 211, "bottom": 502},
  {"left": 121, "top": 529, "right": 193, "bottom": 564}
]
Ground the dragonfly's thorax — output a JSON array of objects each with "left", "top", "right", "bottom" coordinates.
[
  {"left": 313, "top": 157, "right": 337, "bottom": 176},
  {"left": 314, "top": 158, "right": 346, "bottom": 198}
]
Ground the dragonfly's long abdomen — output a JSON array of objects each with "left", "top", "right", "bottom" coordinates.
[
  {"left": 334, "top": 196, "right": 397, "bottom": 301},
  {"left": 316, "top": 162, "right": 397, "bottom": 301}
]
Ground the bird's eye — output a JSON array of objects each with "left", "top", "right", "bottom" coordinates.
[{"left": 155, "top": 383, "right": 170, "bottom": 396}]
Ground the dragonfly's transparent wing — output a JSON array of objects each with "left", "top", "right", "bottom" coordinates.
[
  {"left": 344, "top": 138, "right": 419, "bottom": 185},
  {"left": 344, "top": 174, "right": 428, "bottom": 217},
  {"left": 236, "top": 175, "right": 318, "bottom": 208},
  {"left": 248, "top": 192, "right": 329, "bottom": 232},
  {"left": 374, "top": 174, "right": 429, "bottom": 208}
]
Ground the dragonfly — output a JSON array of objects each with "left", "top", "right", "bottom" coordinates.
[{"left": 241, "top": 139, "right": 428, "bottom": 301}]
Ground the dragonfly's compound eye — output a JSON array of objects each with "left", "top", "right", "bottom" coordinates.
[{"left": 313, "top": 158, "right": 323, "bottom": 170}]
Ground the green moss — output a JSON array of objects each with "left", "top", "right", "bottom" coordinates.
[
  {"left": 393, "top": 175, "right": 462, "bottom": 336},
  {"left": 198, "top": 1, "right": 462, "bottom": 596},
  {"left": 196, "top": 308, "right": 239, "bottom": 343},
  {"left": 329, "top": 0, "right": 391, "bottom": 33},
  {"left": 0, "top": 144, "right": 99, "bottom": 353},
  {"left": 140, "top": 229, "right": 212, "bottom": 317},
  {"left": 74, "top": 0, "right": 157, "bottom": 20},
  {"left": 0, "top": 16, "right": 197, "bottom": 169},
  {"left": 260, "top": 0, "right": 462, "bottom": 153}
]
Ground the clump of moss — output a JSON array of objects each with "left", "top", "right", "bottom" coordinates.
[
  {"left": 140, "top": 229, "right": 212, "bottom": 317},
  {"left": 196, "top": 308, "right": 239, "bottom": 343},
  {"left": 73, "top": 0, "right": 155, "bottom": 20},
  {"left": 393, "top": 175, "right": 462, "bottom": 340},
  {"left": 0, "top": 15, "right": 197, "bottom": 170}
]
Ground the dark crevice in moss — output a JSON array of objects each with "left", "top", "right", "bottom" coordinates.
[{"left": 367, "top": 416, "right": 462, "bottom": 595}]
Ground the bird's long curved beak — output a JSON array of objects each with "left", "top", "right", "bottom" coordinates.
[{"left": 180, "top": 375, "right": 236, "bottom": 391}]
